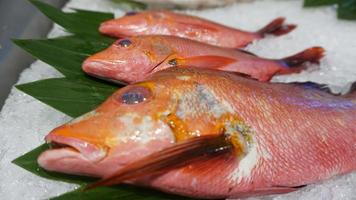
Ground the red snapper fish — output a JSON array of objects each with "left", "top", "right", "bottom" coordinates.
[
  {"left": 38, "top": 67, "right": 355, "bottom": 199},
  {"left": 99, "top": 10, "right": 296, "bottom": 48},
  {"left": 82, "top": 35, "right": 324, "bottom": 84}
]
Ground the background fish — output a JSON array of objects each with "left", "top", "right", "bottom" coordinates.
[
  {"left": 83, "top": 35, "right": 324, "bottom": 84},
  {"left": 99, "top": 10, "right": 296, "bottom": 48},
  {"left": 38, "top": 67, "right": 355, "bottom": 199},
  {"left": 134, "top": 0, "right": 239, "bottom": 9}
]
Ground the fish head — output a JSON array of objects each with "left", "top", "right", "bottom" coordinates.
[
  {"left": 82, "top": 36, "right": 175, "bottom": 84},
  {"left": 37, "top": 81, "right": 176, "bottom": 177},
  {"left": 38, "top": 68, "right": 246, "bottom": 179},
  {"left": 99, "top": 11, "right": 152, "bottom": 37}
]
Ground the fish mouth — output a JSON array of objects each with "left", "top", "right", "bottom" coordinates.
[
  {"left": 99, "top": 22, "right": 115, "bottom": 35},
  {"left": 37, "top": 134, "right": 108, "bottom": 177},
  {"left": 87, "top": 72, "right": 128, "bottom": 86},
  {"left": 82, "top": 59, "right": 129, "bottom": 85}
]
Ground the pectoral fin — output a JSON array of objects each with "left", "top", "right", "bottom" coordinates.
[{"left": 85, "top": 134, "right": 232, "bottom": 190}]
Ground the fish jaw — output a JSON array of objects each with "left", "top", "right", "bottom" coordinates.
[
  {"left": 38, "top": 133, "right": 109, "bottom": 177},
  {"left": 82, "top": 59, "right": 133, "bottom": 84}
]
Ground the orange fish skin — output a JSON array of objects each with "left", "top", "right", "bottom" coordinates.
[
  {"left": 38, "top": 67, "right": 355, "bottom": 199},
  {"left": 82, "top": 35, "right": 323, "bottom": 84},
  {"left": 99, "top": 11, "right": 295, "bottom": 48}
]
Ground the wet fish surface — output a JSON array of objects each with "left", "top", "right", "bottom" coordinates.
[
  {"left": 100, "top": 10, "right": 296, "bottom": 48},
  {"left": 38, "top": 67, "right": 355, "bottom": 199},
  {"left": 83, "top": 35, "right": 324, "bottom": 84}
]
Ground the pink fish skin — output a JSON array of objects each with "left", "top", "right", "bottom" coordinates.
[
  {"left": 82, "top": 35, "right": 324, "bottom": 84},
  {"left": 99, "top": 10, "right": 296, "bottom": 48},
  {"left": 38, "top": 67, "right": 355, "bottom": 199}
]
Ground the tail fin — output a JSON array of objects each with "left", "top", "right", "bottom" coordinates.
[
  {"left": 257, "top": 17, "right": 296, "bottom": 37},
  {"left": 277, "top": 47, "right": 325, "bottom": 74}
]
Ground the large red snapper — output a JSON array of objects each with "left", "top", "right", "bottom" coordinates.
[
  {"left": 38, "top": 67, "right": 355, "bottom": 199},
  {"left": 99, "top": 10, "right": 296, "bottom": 48},
  {"left": 82, "top": 35, "right": 324, "bottom": 84}
]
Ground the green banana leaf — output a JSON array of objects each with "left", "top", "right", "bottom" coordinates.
[
  {"left": 304, "top": 0, "right": 356, "bottom": 20},
  {"left": 16, "top": 77, "right": 118, "bottom": 117}
]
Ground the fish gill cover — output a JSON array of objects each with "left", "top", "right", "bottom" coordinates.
[{"left": 11, "top": 0, "right": 356, "bottom": 199}]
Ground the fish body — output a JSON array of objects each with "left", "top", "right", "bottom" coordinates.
[
  {"left": 38, "top": 67, "right": 356, "bottom": 199},
  {"left": 99, "top": 10, "right": 296, "bottom": 48},
  {"left": 83, "top": 35, "right": 324, "bottom": 84}
]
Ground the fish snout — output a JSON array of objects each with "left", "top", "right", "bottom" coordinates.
[
  {"left": 82, "top": 58, "right": 129, "bottom": 83},
  {"left": 45, "top": 132, "right": 108, "bottom": 162},
  {"left": 82, "top": 59, "right": 109, "bottom": 76},
  {"left": 37, "top": 129, "right": 109, "bottom": 177},
  {"left": 99, "top": 20, "right": 116, "bottom": 35},
  {"left": 99, "top": 20, "right": 129, "bottom": 38}
]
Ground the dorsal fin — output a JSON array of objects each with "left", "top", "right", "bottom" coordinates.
[
  {"left": 237, "top": 49, "right": 258, "bottom": 57},
  {"left": 290, "top": 81, "right": 356, "bottom": 97},
  {"left": 85, "top": 134, "right": 232, "bottom": 190},
  {"left": 289, "top": 81, "right": 338, "bottom": 95},
  {"left": 344, "top": 81, "right": 356, "bottom": 99}
]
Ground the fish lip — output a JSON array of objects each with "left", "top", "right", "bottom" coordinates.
[
  {"left": 99, "top": 22, "right": 113, "bottom": 34},
  {"left": 86, "top": 72, "right": 129, "bottom": 85},
  {"left": 82, "top": 59, "right": 117, "bottom": 72},
  {"left": 99, "top": 22, "right": 113, "bottom": 33},
  {"left": 82, "top": 59, "right": 130, "bottom": 85},
  {"left": 99, "top": 23, "right": 126, "bottom": 37},
  {"left": 45, "top": 134, "right": 108, "bottom": 163},
  {"left": 37, "top": 147, "right": 104, "bottom": 177},
  {"left": 38, "top": 134, "right": 123, "bottom": 177}
]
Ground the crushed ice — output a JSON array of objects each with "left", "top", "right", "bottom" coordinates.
[{"left": 0, "top": 0, "right": 355, "bottom": 199}]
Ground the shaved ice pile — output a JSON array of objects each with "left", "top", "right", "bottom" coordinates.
[{"left": 0, "top": 0, "right": 355, "bottom": 199}]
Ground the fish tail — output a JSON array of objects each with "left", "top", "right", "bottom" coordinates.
[
  {"left": 276, "top": 47, "right": 325, "bottom": 74},
  {"left": 257, "top": 17, "right": 296, "bottom": 37}
]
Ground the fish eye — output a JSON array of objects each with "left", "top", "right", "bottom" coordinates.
[
  {"left": 125, "top": 12, "right": 137, "bottom": 16},
  {"left": 119, "top": 86, "right": 151, "bottom": 104},
  {"left": 117, "top": 39, "right": 132, "bottom": 48}
]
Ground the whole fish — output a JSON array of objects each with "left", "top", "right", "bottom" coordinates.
[
  {"left": 38, "top": 67, "right": 356, "bottom": 199},
  {"left": 82, "top": 35, "right": 324, "bottom": 84},
  {"left": 99, "top": 10, "right": 296, "bottom": 48}
]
